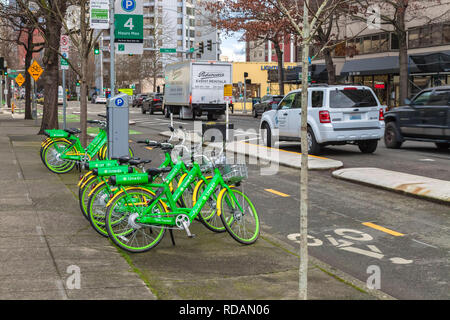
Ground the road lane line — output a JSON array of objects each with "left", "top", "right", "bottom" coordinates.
[
  {"left": 362, "top": 222, "right": 405, "bottom": 237},
  {"left": 264, "top": 188, "right": 290, "bottom": 197}
]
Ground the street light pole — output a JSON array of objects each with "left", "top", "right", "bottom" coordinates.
[{"left": 110, "top": 0, "right": 116, "bottom": 96}]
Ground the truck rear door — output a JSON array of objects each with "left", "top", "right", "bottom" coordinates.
[{"left": 191, "top": 63, "right": 231, "bottom": 105}]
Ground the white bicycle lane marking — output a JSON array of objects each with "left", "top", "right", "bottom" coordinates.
[{"left": 287, "top": 228, "right": 413, "bottom": 265}]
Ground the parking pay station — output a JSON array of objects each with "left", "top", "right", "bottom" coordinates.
[{"left": 107, "top": 94, "right": 129, "bottom": 159}]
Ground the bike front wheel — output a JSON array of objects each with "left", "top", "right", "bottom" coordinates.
[{"left": 217, "top": 188, "right": 260, "bottom": 245}]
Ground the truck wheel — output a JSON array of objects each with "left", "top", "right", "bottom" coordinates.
[
  {"left": 141, "top": 107, "right": 146, "bottom": 114},
  {"left": 207, "top": 113, "right": 217, "bottom": 121},
  {"left": 252, "top": 108, "right": 258, "bottom": 118},
  {"left": 435, "top": 142, "right": 450, "bottom": 150},
  {"left": 164, "top": 106, "right": 170, "bottom": 118},
  {"left": 358, "top": 140, "right": 378, "bottom": 154},
  {"left": 384, "top": 122, "right": 403, "bottom": 149}
]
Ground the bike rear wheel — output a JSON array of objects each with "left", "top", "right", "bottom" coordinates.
[
  {"left": 42, "top": 140, "right": 76, "bottom": 174},
  {"left": 217, "top": 188, "right": 260, "bottom": 245},
  {"left": 105, "top": 188, "right": 166, "bottom": 253},
  {"left": 193, "top": 179, "right": 226, "bottom": 233},
  {"left": 87, "top": 181, "right": 117, "bottom": 237}
]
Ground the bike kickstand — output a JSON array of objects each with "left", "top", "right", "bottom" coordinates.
[{"left": 169, "top": 229, "right": 176, "bottom": 246}]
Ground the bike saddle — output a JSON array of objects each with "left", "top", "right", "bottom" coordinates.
[
  {"left": 64, "top": 128, "right": 81, "bottom": 135},
  {"left": 146, "top": 167, "right": 171, "bottom": 177},
  {"left": 111, "top": 156, "right": 135, "bottom": 164},
  {"left": 129, "top": 159, "right": 151, "bottom": 166}
]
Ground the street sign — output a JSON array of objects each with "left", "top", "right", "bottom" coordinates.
[
  {"left": 90, "top": 0, "right": 110, "bottom": 29},
  {"left": 61, "top": 52, "right": 69, "bottom": 70},
  {"left": 60, "top": 35, "right": 70, "bottom": 52},
  {"left": 118, "top": 88, "right": 133, "bottom": 96},
  {"left": 160, "top": 48, "right": 176, "bottom": 53},
  {"left": 15, "top": 73, "right": 25, "bottom": 87},
  {"left": 114, "top": 0, "right": 143, "bottom": 55},
  {"left": 28, "top": 60, "right": 44, "bottom": 81},
  {"left": 224, "top": 84, "right": 233, "bottom": 97}
]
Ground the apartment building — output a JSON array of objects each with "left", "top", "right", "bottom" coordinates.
[
  {"left": 246, "top": 36, "right": 298, "bottom": 63},
  {"left": 100, "top": 0, "right": 220, "bottom": 92}
]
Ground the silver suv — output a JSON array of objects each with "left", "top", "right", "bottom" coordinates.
[{"left": 259, "top": 85, "right": 386, "bottom": 154}]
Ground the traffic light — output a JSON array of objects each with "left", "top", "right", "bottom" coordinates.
[
  {"left": 3, "top": 70, "right": 8, "bottom": 76},
  {"left": 76, "top": 81, "right": 80, "bottom": 87},
  {"left": 94, "top": 43, "right": 100, "bottom": 55},
  {"left": 199, "top": 41, "right": 204, "bottom": 54},
  {"left": 207, "top": 40, "right": 212, "bottom": 51},
  {"left": 0, "top": 57, "right": 4, "bottom": 71}
]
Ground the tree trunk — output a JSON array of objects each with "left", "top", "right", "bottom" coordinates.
[
  {"left": 80, "top": 57, "right": 88, "bottom": 148},
  {"left": 274, "top": 41, "right": 285, "bottom": 95},
  {"left": 397, "top": 8, "right": 408, "bottom": 105},
  {"left": 299, "top": 0, "right": 310, "bottom": 301},
  {"left": 323, "top": 48, "right": 336, "bottom": 85}
]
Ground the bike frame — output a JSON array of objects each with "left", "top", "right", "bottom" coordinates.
[{"left": 58, "top": 129, "right": 107, "bottom": 161}]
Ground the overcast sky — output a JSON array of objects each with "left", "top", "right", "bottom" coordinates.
[{"left": 220, "top": 32, "right": 246, "bottom": 62}]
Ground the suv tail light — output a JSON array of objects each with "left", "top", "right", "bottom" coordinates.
[
  {"left": 379, "top": 108, "right": 384, "bottom": 121},
  {"left": 153, "top": 99, "right": 160, "bottom": 102},
  {"left": 319, "top": 111, "right": 331, "bottom": 123}
]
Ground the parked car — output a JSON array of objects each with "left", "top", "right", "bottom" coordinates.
[
  {"left": 142, "top": 93, "right": 164, "bottom": 114},
  {"left": 384, "top": 86, "right": 450, "bottom": 150},
  {"left": 92, "top": 94, "right": 107, "bottom": 104},
  {"left": 260, "top": 85, "right": 386, "bottom": 155},
  {"left": 252, "top": 95, "right": 284, "bottom": 118},
  {"left": 132, "top": 93, "right": 148, "bottom": 108}
]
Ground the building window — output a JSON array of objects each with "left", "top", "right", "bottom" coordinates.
[
  {"left": 431, "top": 24, "right": 443, "bottom": 45},
  {"left": 443, "top": 23, "right": 450, "bottom": 44},
  {"left": 390, "top": 33, "right": 399, "bottom": 50},
  {"left": 363, "top": 36, "right": 371, "bottom": 54}
]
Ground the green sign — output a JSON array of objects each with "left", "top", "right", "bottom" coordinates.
[
  {"left": 114, "top": 14, "right": 144, "bottom": 42},
  {"left": 118, "top": 88, "right": 133, "bottom": 96},
  {"left": 190, "top": 48, "right": 195, "bottom": 53},
  {"left": 160, "top": 48, "right": 176, "bottom": 53}
]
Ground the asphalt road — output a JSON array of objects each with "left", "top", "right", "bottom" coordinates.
[{"left": 72, "top": 102, "right": 450, "bottom": 299}]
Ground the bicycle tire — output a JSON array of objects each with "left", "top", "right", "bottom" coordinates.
[
  {"left": 42, "top": 140, "right": 76, "bottom": 174},
  {"left": 87, "top": 181, "right": 116, "bottom": 237},
  {"left": 217, "top": 188, "right": 260, "bottom": 245},
  {"left": 78, "top": 175, "right": 100, "bottom": 220},
  {"left": 105, "top": 187, "right": 167, "bottom": 253}
]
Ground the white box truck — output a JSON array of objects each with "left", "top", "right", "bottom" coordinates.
[{"left": 163, "top": 61, "right": 233, "bottom": 120}]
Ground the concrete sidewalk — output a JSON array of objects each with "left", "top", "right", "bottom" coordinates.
[
  {"left": 0, "top": 115, "right": 387, "bottom": 300},
  {"left": 333, "top": 168, "right": 450, "bottom": 204},
  {"left": 159, "top": 131, "right": 343, "bottom": 170}
]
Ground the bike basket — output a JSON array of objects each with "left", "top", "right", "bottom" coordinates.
[
  {"left": 218, "top": 162, "right": 248, "bottom": 184},
  {"left": 44, "top": 129, "right": 69, "bottom": 138},
  {"left": 112, "top": 173, "right": 149, "bottom": 186},
  {"left": 88, "top": 160, "right": 119, "bottom": 170}
]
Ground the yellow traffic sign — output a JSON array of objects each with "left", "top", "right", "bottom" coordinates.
[
  {"left": 224, "top": 84, "right": 233, "bottom": 97},
  {"left": 15, "top": 73, "right": 25, "bottom": 87},
  {"left": 28, "top": 60, "right": 43, "bottom": 81}
]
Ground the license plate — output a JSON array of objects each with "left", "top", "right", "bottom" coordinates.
[{"left": 349, "top": 113, "right": 361, "bottom": 120}]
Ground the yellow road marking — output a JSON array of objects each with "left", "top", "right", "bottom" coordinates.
[
  {"left": 145, "top": 147, "right": 153, "bottom": 150},
  {"left": 362, "top": 222, "right": 405, "bottom": 237},
  {"left": 241, "top": 141, "right": 330, "bottom": 160},
  {"left": 265, "top": 189, "right": 290, "bottom": 197}
]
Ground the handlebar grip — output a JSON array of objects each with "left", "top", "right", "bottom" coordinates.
[
  {"left": 136, "top": 140, "right": 148, "bottom": 144},
  {"left": 87, "top": 120, "right": 99, "bottom": 124},
  {"left": 169, "top": 126, "right": 175, "bottom": 132},
  {"left": 97, "top": 114, "right": 107, "bottom": 118}
]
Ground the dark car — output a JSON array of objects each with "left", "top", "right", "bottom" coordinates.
[
  {"left": 142, "top": 93, "right": 164, "bottom": 114},
  {"left": 132, "top": 93, "right": 148, "bottom": 108},
  {"left": 384, "top": 86, "right": 450, "bottom": 150},
  {"left": 252, "top": 95, "right": 284, "bottom": 118}
]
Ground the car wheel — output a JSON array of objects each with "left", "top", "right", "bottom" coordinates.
[
  {"left": 252, "top": 108, "right": 258, "bottom": 118},
  {"left": 435, "top": 142, "right": 450, "bottom": 150},
  {"left": 261, "top": 122, "right": 272, "bottom": 147},
  {"left": 307, "top": 127, "right": 322, "bottom": 155},
  {"left": 358, "top": 140, "right": 378, "bottom": 153},
  {"left": 384, "top": 122, "right": 403, "bottom": 149},
  {"left": 141, "top": 107, "right": 146, "bottom": 114},
  {"left": 150, "top": 106, "right": 154, "bottom": 115}
]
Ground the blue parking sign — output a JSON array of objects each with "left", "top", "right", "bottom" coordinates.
[
  {"left": 115, "top": 97, "right": 125, "bottom": 107},
  {"left": 121, "top": 0, "right": 136, "bottom": 12}
]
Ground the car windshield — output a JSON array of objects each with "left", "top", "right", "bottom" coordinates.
[
  {"left": 329, "top": 89, "right": 377, "bottom": 108},
  {"left": 272, "top": 97, "right": 283, "bottom": 103}
]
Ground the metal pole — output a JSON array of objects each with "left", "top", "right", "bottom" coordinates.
[
  {"left": 226, "top": 100, "right": 229, "bottom": 142},
  {"left": 62, "top": 69, "right": 67, "bottom": 129},
  {"left": 33, "top": 78, "right": 37, "bottom": 125},
  {"left": 0, "top": 74, "right": 3, "bottom": 108},
  {"left": 110, "top": 0, "right": 115, "bottom": 96},
  {"left": 244, "top": 80, "right": 247, "bottom": 113}
]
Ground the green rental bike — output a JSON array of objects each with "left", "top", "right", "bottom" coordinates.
[
  {"left": 104, "top": 152, "right": 260, "bottom": 253},
  {"left": 41, "top": 118, "right": 133, "bottom": 174}
]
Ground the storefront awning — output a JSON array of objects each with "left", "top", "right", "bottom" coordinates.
[
  {"left": 409, "top": 51, "right": 450, "bottom": 73},
  {"left": 340, "top": 56, "right": 409, "bottom": 76}
]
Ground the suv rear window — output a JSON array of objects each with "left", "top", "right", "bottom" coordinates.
[
  {"left": 329, "top": 89, "right": 377, "bottom": 108},
  {"left": 272, "top": 97, "right": 283, "bottom": 103}
]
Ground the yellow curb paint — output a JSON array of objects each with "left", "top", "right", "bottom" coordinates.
[
  {"left": 265, "top": 189, "right": 290, "bottom": 197},
  {"left": 362, "top": 222, "right": 405, "bottom": 237}
]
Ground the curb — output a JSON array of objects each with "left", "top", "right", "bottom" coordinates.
[{"left": 332, "top": 168, "right": 450, "bottom": 205}]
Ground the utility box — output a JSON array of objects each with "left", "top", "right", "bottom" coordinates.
[{"left": 107, "top": 94, "right": 129, "bottom": 159}]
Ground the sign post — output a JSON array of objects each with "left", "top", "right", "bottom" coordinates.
[
  {"left": 224, "top": 84, "right": 233, "bottom": 142},
  {"left": 60, "top": 35, "right": 70, "bottom": 129}
]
